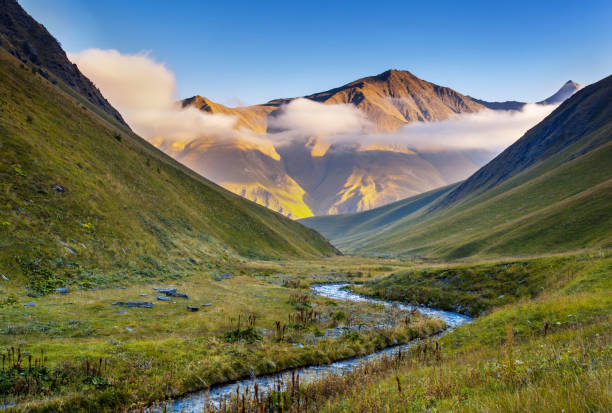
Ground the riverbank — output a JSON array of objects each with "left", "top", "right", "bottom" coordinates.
[
  {"left": 159, "top": 284, "right": 469, "bottom": 412},
  {"left": 0, "top": 272, "right": 445, "bottom": 412}
]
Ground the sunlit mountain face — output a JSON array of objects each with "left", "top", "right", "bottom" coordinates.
[
  {"left": 150, "top": 70, "right": 576, "bottom": 218},
  {"left": 70, "top": 51, "right": 577, "bottom": 218}
]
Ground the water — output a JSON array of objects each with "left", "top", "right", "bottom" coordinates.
[
  {"left": 162, "top": 284, "right": 472, "bottom": 412},
  {"left": 312, "top": 284, "right": 471, "bottom": 328}
]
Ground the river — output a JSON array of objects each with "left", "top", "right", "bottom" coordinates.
[{"left": 162, "top": 283, "right": 472, "bottom": 412}]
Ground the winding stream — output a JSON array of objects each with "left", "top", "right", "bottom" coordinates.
[{"left": 164, "top": 284, "right": 472, "bottom": 412}]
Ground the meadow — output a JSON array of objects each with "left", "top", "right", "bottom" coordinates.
[
  {"left": 0, "top": 258, "right": 443, "bottom": 411},
  {"left": 202, "top": 251, "right": 611, "bottom": 412},
  {"left": 0, "top": 252, "right": 609, "bottom": 411}
]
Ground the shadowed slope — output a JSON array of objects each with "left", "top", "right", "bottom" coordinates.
[
  {"left": 0, "top": 0, "right": 126, "bottom": 125},
  {"left": 0, "top": 45, "right": 339, "bottom": 284},
  {"left": 301, "top": 75, "right": 612, "bottom": 258}
]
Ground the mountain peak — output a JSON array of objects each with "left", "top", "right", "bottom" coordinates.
[
  {"left": 182, "top": 95, "right": 229, "bottom": 113},
  {"left": 375, "top": 69, "right": 416, "bottom": 81},
  {"left": 0, "top": 0, "right": 126, "bottom": 125},
  {"left": 539, "top": 80, "right": 582, "bottom": 105}
]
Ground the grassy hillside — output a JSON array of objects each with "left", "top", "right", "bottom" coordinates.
[
  {"left": 0, "top": 0, "right": 125, "bottom": 125},
  {"left": 180, "top": 252, "right": 612, "bottom": 413},
  {"left": 315, "top": 255, "right": 612, "bottom": 412},
  {"left": 355, "top": 254, "right": 601, "bottom": 317},
  {"left": 302, "top": 75, "right": 612, "bottom": 259},
  {"left": 0, "top": 48, "right": 338, "bottom": 292}
]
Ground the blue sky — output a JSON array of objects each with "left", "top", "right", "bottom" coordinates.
[{"left": 20, "top": 0, "right": 612, "bottom": 106}]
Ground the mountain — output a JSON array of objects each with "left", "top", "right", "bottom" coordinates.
[
  {"left": 470, "top": 98, "right": 526, "bottom": 111},
  {"left": 147, "top": 71, "right": 580, "bottom": 218},
  {"left": 150, "top": 71, "right": 513, "bottom": 217},
  {"left": 472, "top": 80, "right": 582, "bottom": 111},
  {"left": 0, "top": 0, "right": 126, "bottom": 125},
  {"left": 185, "top": 69, "right": 486, "bottom": 133},
  {"left": 301, "top": 74, "right": 612, "bottom": 258},
  {"left": 538, "top": 80, "right": 582, "bottom": 105},
  {"left": 0, "top": 1, "right": 338, "bottom": 284},
  {"left": 270, "top": 69, "right": 486, "bottom": 132}
]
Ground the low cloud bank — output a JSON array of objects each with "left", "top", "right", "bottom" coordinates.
[
  {"left": 268, "top": 98, "right": 373, "bottom": 136},
  {"left": 68, "top": 49, "right": 237, "bottom": 141},
  {"left": 70, "top": 49, "right": 556, "bottom": 155},
  {"left": 324, "top": 103, "right": 556, "bottom": 152}
]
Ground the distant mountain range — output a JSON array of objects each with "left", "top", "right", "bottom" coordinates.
[
  {"left": 0, "top": 0, "right": 338, "bottom": 280},
  {"left": 151, "top": 70, "right": 580, "bottom": 218},
  {"left": 301, "top": 74, "right": 611, "bottom": 258},
  {"left": 471, "top": 80, "right": 582, "bottom": 110}
]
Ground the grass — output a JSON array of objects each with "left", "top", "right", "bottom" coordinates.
[
  {"left": 301, "top": 78, "right": 612, "bottom": 259},
  {"left": 315, "top": 255, "right": 612, "bottom": 412},
  {"left": 0, "top": 47, "right": 337, "bottom": 293},
  {"left": 3, "top": 253, "right": 607, "bottom": 411},
  {"left": 0, "top": 267, "right": 445, "bottom": 411},
  {"left": 355, "top": 253, "right": 604, "bottom": 316},
  {"left": 1, "top": 19, "right": 610, "bottom": 412},
  {"left": 204, "top": 252, "right": 611, "bottom": 412}
]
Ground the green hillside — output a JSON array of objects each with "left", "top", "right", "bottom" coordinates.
[
  {"left": 302, "top": 75, "right": 612, "bottom": 259},
  {"left": 0, "top": 47, "right": 338, "bottom": 290}
]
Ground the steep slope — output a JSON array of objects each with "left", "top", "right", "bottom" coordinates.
[
  {"left": 150, "top": 70, "right": 501, "bottom": 217},
  {"left": 0, "top": 0, "right": 125, "bottom": 125},
  {"left": 147, "top": 69, "right": 581, "bottom": 218},
  {"left": 181, "top": 95, "right": 273, "bottom": 133},
  {"left": 439, "top": 78, "right": 606, "bottom": 207},
  {"left": 185, "top": 69, "right": 486, "bottom": 134},
  {"left": 269, "top": 69, "right": 486, "bottom": 132},
  {"left": 301, "top": 75, "right": 612, "bottom": 258},
  {"left": 0, "top": 44, "right": 338, "bottom": 284},
  {"left": 539, "top": 80, "right": 582, "bottom": 105}
]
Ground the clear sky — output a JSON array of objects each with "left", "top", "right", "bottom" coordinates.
[{"left": 19, "top": 0, "right": 612, "bottom": 106}]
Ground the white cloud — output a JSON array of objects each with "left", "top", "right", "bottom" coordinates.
[
  {"left": 68, "top": 49, "right": 237, "bottom": 141},
  {"left": 267, "top": 98, "right": 373, "bottom": 137},
  {"left": 328, "top": 103, "right": 557, "bottom": 152},
  {"left": 69, "top": 48, "right": 555, "bottom": 157}
]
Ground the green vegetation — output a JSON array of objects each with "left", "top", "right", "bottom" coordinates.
[
  {"left": 0, "top": 270, "right": 444, "bottom": 411},
  {"left": 1, "top": 6, "right": 610, "bottom": 412},
  {"left": 356, "top": 254, "right": 598, "bottom": 316},
  {"left": 0, "top": 48, "right": 337, "bottom": 292},
  {"left": 301, "top": 76, "right": 612, "bottom": 259},
  {"left": 213, "top": 253, "right": 612, "bottom": 412}
]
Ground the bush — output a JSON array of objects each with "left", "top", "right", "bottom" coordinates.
[
  {"left": 18, "top": 258, "right": 66, "bottom": 296},
  {"left": 224, "top": 328, "right": 262, "bottom": 344}
]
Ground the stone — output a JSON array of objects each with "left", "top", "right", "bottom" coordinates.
[
  {"left": 52, "top": 184, "right": 65, "bottom": 193},
  {"left": 54, "top": 287, "right": 69, "bottom": 294},
  {"left": 159, "top": 288, "right": 188, "bottom": 299},
  {"left": 219, "top": 273, "right": 233, "bottom": 280},
  {"left": 187, "top": 306, "right": 199, "bottom": 312},
  {"left": 201, "top": 303, "right": 213, "bottom": 307},
  {"left": 24, "top": 301, "right": 35, "bottom": 307},
  {"left": 1, "top": 273, "right": 8, "bottom": 280},
  {"left": 140, "top": 293, "right": 148, "bottom": 297},
  {"left": 112, "top": 301, "right": 154, "bottom": 308},
  {"left": 125, "top": 327, "right": 134, "bottom": 332},
  {"left": 157, "top": 296, "right": 172, "bottom": 301}
]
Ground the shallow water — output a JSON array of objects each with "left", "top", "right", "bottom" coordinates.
[{"left": 163, "top": 283, "right": 472, "bottom": 412}]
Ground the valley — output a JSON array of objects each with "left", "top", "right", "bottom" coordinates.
[
  {"left": 0, "top": 1, "right": 610, "bottom": 412},
  {"left": 145, "top": 72, "right": 578, "bottom": 219}
]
